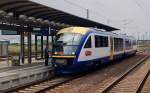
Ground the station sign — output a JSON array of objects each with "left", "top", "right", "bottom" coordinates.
[
  {"left": 1, "top": 30, "right": 18, "bottom": 35},
  {"left": 33, "top": 27, "right": 50, "bottom": 36}
]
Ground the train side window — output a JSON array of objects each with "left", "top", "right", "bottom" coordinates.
[
  {"left": 95, "top": 35, "right": 101, "bottom": 47},
  {"left": 133, "top": 40, "right": 137, "bottom": 45},
  {"left": 95, "top": 35, "right": 108, "bottom": 47},
  {"left": 84, "top": 36, "right": 91, "bottom": 48},
  {"left": 125, "top": 40, "right": 132, "bottom": 49},
  {"left": 114, "top": 38, "right": 123, "bottom": 51}
]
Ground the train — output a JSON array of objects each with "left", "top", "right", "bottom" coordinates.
[{"left": 51, "top": 27, "right": 137, "bottom": 74}]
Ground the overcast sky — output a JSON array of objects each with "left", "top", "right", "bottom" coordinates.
[
  {"left": 1, "top": 0, "right": 149, "bottom": 40},
  {"left": 31, "top": 0, "right": 150, "bottom": 40}
]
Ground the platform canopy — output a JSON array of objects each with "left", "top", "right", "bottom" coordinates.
[{"left": 0, "top": 0, "right": 118, "bottom": 31}]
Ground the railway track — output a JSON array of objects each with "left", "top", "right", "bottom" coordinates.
[
  {"left": 42, "top": 52, "right": 149, "bottom": 93},
  {"left": 100, "top": 55, "right": 150, "bottom": 93},
  {"left": 141, "top": 73, "right": 150, "bottom": 93},
  {"left": 6, "top": 52, "right": 149, "bottom": 93},
  {"left": 9, "top": 75, "right": 83, "bottom": 93}
]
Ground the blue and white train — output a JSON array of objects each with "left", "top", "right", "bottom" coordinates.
[{"left": 52, "top": 27, "right": 137, "bottom": 74}]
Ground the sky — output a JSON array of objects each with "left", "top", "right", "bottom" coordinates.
[
  {"left": 0, "top": 0, "right": 150, "bottom": 41},
  {"left": 31, "top": 0, "right": 150, "bottom": 40}
]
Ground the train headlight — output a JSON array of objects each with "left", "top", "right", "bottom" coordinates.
[
  {"left": 72, "top": 52, "right": 75, "bottom": 55},
  {"left": 54, "top": 52, "right": 58, "bottom": 55}
]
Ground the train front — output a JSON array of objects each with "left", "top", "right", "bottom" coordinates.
[{"left": 52, "top": 27, "right": 87, "bottom": 74}]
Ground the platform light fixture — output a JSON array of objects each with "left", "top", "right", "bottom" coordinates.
[
  {"left": 36, "top": 18, "right": 43, "bottom": 22},
  {"left": 19, "top": 15, "right": 27, "bottom": 20},
  {"left": 56, "top": 22, "right": 61, "bottom": 26},
  {"left": 61, "top": 23, "right": 66, "bottom": 27},
  {"left": 7, "top": 12, "right": 14, "bottom": 17},
  {"left": 0, "top": 10, "right": 7, "bottom": 17},
  {"left": 64, "top": 24, "right": 67, "bottom": 27},
  {"left": 36, "top": 18, "right": 44, "bottom": 25},
  {"left": 28, "top": 16, "right": 36, "bottom": 22},
  {"left": 43, "top": 20, "right": 50, "bottom": 25},
  {"left": 50, "top": 21, "right": 56, "bottom": 26}
]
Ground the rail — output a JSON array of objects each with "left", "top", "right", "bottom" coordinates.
[{"left": 101, "top": 55, "right": 150, "bottom": 93}]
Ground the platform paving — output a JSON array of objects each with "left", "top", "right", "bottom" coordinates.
[
  {"left": 0, "top": 58, "right": 45, "bottom": 72},
  {"left": 0, "top": 58, "right": 53, "bottom": 92},
  {"left": 0, "top": 62, "right": 44, "bottom": 73},
  {"left": 0, "top": 55, "right": 53, "bottom": 91}
]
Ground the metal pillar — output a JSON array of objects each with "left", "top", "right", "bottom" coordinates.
[
  {"left": 28, "top": 32, "right": 32, "bottom": 64},
  {"left": 41, "top": 35, "right": 43, "bottom": 59},
  {"left": 51, "top": 28, "right": 55, "bottom": 53},
  {"left": 86, "top": 9, "right": 89, "bottom": 19},
  {"left": 46, "top": 35, "right": 49, "bottom": 46},
  {"left": 35, "top": 35, "right": 37, "bottom": 59},
  {"left": 20, "top": 32, "right": 25, "bottom": 64},
  {"left": 51, "top": 35, "right": 54, "bottom": 54}
]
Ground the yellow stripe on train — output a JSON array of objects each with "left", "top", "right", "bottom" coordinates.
[{"left": 52, "top": 56, "right": 76, "bottom": 58}]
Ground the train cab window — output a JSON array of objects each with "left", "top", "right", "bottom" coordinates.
[
  {"left": 95, "top": 35, "right": 108, "bottom": 47},
  {"left": 84, "top": 36, "right": 91, "bottom": 48}
]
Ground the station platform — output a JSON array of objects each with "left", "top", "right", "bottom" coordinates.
[
  {"left": 0, "top": 58, "right": 54, "bottom": 92},
  {"left": 0, "top": 61, "right": 44, "bottom": 73}
]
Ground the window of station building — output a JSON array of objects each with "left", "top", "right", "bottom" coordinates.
[
  {"left": 95, "top": 35, "right": 108, "bottom": 48},
  {"left": 114, "top": 38, "right": 123, "bottom": 52},
  {"left": 84, "top": 36, "right": 91, "bottom": 48}
]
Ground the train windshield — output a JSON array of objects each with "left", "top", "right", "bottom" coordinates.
[{"left": 53, "top": 33, "right": 83, "bottom": 55}]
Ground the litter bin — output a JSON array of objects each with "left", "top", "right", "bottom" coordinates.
[{"left": 12, "top": 56, "right": 20, "bottom": 66}]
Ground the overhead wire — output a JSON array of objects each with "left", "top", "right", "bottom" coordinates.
[
  {"left": 63, "top": 0, "right": 109, "bottom": 19},
  {"left": 133, "top": 0, "right": 150, "bottom": 19},
  {"left": 133, "top": 0, "right": 150, "bottom": 40},
  {"left": 63, "top": 0, "right": 87, "bottom": 10}
]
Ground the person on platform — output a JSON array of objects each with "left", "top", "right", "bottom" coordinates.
[{"left": 44, "top": 45, "right": 49, "bottom": 66}]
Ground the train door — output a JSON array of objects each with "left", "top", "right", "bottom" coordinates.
[
  {"left": 109, "top": 36, "right": 114, "bottom": 60},
  {"left": 78, "top": 35, "right": 93, "bottom": 62}
]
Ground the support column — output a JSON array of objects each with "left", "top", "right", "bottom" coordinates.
[
  {"left": 51, "top": 28, "right": 54, "bottom": 53},
  {"left": 28, "top": 32, "right": 32, "bottom": 64},
  {"left": 20, "top": 32, "right": 25, "bottom": 64},
  {"left": 35, "top": 35, "right": 37, "bottom": 59},
  {"left": 46, "top": 35, "right": 49, "bottom": 46},
  {"left": 41, "top": 35, "right": 43, "bottom": 59},
  {"left": 51, "top": 35, "right": 54, "bottom": 53}
]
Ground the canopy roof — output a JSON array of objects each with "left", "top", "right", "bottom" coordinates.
[{"left": 0, "top": 0, "right": 118, "bottom": 31}]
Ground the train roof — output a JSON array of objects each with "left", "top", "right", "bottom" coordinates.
[
  {"left": 57, "top": 27, "right": 90, "bottom": 35},
  {"left": 57, "top": 27, "right": 135, "bottom": 40},
  {"left": 91, "top": 28, "right": 135, "bottom": 39}
]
